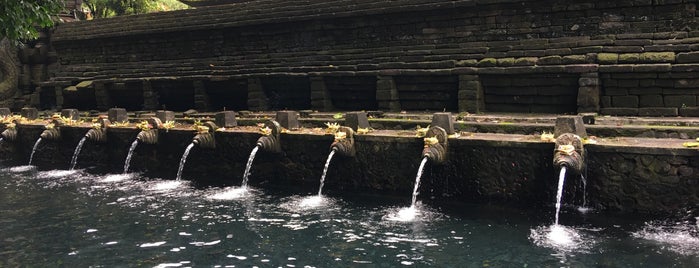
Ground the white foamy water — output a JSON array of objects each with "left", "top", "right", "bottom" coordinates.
[
  {"left": 207, "top": 187, "right": 249, "bottom": 200},
  {"left": 529, "top": 224, "right": 593, "bottom": 253},
  {"left": 149, "top": 181, "right": 187, "bottom": 192},
  {"left": 37, "top": 170, "right": 79, "bottom": 179},
  {"left": 299, "top": 195, "right": 325, "bottom": 208},
  {"left": 632, "top": 221, "right": 699, "bottom": 256},
  {"left": 101, "top": 173, "right": 134, "bottom": 183},
  {"left": 7, "top": 165, "right": 36, "bottom": 173},
  {"left": 386, "top": 206, "right": 418, "bottom": 222}
]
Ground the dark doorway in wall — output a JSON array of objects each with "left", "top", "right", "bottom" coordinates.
[
  {"left": 481, "top": 74, "right": 578, "bottom": 114},
  {"left": 325, "top": 76, "right": 378, "bottom": 110},
  {"left": 153, "top": 80, "right": 195, "bottom": 111},
  {"left": 108, "top": 82, "right": 144, "bottom": 111},
  {"left": 38, "top": 87, "right": 56, "bottom": 110},
  {"left": 394, "top": 75, "right": 459, "bottom": 111},
  {"left": 63, "top": 88, "right": 96, "bottom": 110},
  {"left": 261, "top": 76, "right": 311, "bottom": 110},
  {"left": 204, "top": 79, "right": 248, "bottom": 111}
]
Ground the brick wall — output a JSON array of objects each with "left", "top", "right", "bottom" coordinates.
[{"left": 37, "top": 0, "right": 698, "bottom": 114}]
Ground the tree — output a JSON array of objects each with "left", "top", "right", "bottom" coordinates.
[
  {"left": 82, "top": 0, "right": 188, "bottom": 19},
  {"left": 0, "top": 0, "right": 64, "bottom": 41}
]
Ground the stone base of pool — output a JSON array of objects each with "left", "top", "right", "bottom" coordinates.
[{"left": 0, "top": 110, "right": 697, "bottom": 215}]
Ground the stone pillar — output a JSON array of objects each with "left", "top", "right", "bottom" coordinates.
[
  {"left": 376, "top": 76, "right": 400, "bottom": 111},
  {"left": 142, "top": 80, "right": 158, "bottom": 111},
  {"left": 247, "top": 77, "right": 269, "bottom": 111},
  {"left": 54, "top": 85, "right": 64, "bottom": 110},
  {"left": 310, "top": 76, "right": 334, "bottom": 111},
  {"left": 193, "top": 80, "right": 209, "bottom": 111},
  {"left": 94, "top": 82, "right": 111, "bottom": 110},
  {"left": 458, "top": 75, "right": 485, "bottom": 113},
  {"left": 577, "top": 72, "right": 600, "bottom": 113}
]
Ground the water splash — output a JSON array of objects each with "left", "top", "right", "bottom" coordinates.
[
  {"left": 410, "top": 157, "right": 429, "bottom": 208},
  {"left": 69, "top": 136, "right": 87, "bottom": 170},
  {"left": 529, "top": 224, "right": 592, "bottom": 253},
  {"left": 555, "top": 166, "right": 566, "bottom": 225},
  {"left": 241, "top": 146, "right": 259, "bottom": 188},
  {"left": 176, "top": 143, "right": 195, "bottom": 181},
  {"left": 28, "top": 138, "right": 42, "bottom": 165},
  {"left": 632, "top": 220, "right": 699, "bottom": 256},
  {"left": 207, "top": 186, "right": 249, "bottom": 200},
  {"left": 123, "top": 140, "right": 139, "bottom": 174},
  {"left": 317, "top": 149, "right": 337, "bottom": 196}
]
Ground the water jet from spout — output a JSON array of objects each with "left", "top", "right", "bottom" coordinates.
[
  {"left": 555, "top": 166, "right": 567, "bottom": 225},
  {"left": 69, "top": 136, "right": 87, "bottom": 170},
  {"left": 410, "top": 157, "right": 429, "bottom": 208},
  {"left": 317, "top": 149, "right": 337, "bottom": 196},
  {"left": 176, "top": 143, "right": 195, "bottom": 181},
  {"left": 241, "top": 145, "right": 260, "bottom": 188},
  {"left": 28, "top": 138, "right": 42, "bottom": 165},
  {"left": 123, "top": 140, "right": 139, "bottom": 173}
]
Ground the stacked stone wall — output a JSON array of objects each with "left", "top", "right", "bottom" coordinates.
[{"left": 35, "top": 0, "right": 699, "bottom": 114}]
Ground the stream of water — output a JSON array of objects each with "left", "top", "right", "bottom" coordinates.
[
  {"left": 240, "top": 146, "right": 259, "bottom": 188},
  {"left": 28, "top": 138, "right": 42, "bottom": 165},
  {"left": 69, "top": 137, "right": 87, "bottom": 170},
  {"left": 317, "top": 149, "right": 337, "bottom": 196},
  {"left": 176, "top": 143, "right": 195, "bottom": 181}
]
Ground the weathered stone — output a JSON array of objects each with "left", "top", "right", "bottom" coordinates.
[
  {"left": 496, "top": 58, "right": 515, "bottom": 67},
  {"left": 577, "top": 86, "right": 600, "bottom": 113},
  {"left": 215, "top": 111, "right": 237, "bottom": 128},
  {"left": 638, "top": 107, "right": 678, "bottom": 116},
  {"left": 676, "top": 52, "right": 699, "bottom": 63},
  {"left": 664, "top": 95, "right": 697, "bottom": 107},
  {"left": 344, "top": 111, "right": 370, "bottom": 131},
  {"left": 612, "top": 96, "right": 639, "bottom": 108},
  {"left": 597, "top": 53, "right": 619, "bottom": 64},
  {"left": 155, "top": 110, "right": 175, "bottom": 122},
  {"left": 537, "top": 55, "right": 562, "bottom": 65},
  {"left": 61, "top": 109, "right": 79, "bottom": 121},
  {"left": 679, "top": 107, "right": 699, "bottom": 117},
  {"left": 108, "top": 108, "right": 127, "bottom": 123},
  {"left": 513, "top": 57, "right": 538, "bottom": 66},
  {"left": 600, "top": 107, "right": 638, "bottom": 115},
  {"left": 431, "top": 112, "right": 455, "bottom": 135},
  {"left": 275, "top": 110, "right": 299, "bottom": 129},
  {"left": 619, "top": 53, "right": 641, "bottom": 63},
  {"left": 21, "top": 107, "right": 38, "bottom": 120},
  {"left": 477, "top": 58, "right": 497, "bottom": 67},
  {"left": 0, "top": 107, "right": 10, "bottom": 116},
  {"left": 640, "top": 52, "right": 675, "bottom": 63},
  {"left": 562, "top": 55, "right": 587, "bottom": 64},
  {"left": 554, "top": 116, "right": 587, "bottom": 138},
  {"left": 639, "top": 95, "right": 664, "bottom": 107}
]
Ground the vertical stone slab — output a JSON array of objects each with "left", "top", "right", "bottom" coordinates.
[
  {"left": 215, "top": 111, "right": 237, "bottom": 128},
  {"left": 155, "top": 110, "right": 175, "bottom": 122},
  {"left": 21, "top": 107, "right": 38, "bottom": 120},
  {"left": 94, "top": 82, "right": 111, "bottom": 110},
  {"left": 344, "top": 111, "right": 370, "bottom": 131},
  {"left": 247, "top": 77, "right": 269, "bottom": 111},
  {"left": 108, "top": 108, "right": 128, "bottom": 123},
  {"left": 310, "top": 76, "right": 334, "bottom": 111},
  {"left": 577, "top": 72, "right": 600, "bottom": 113},
  {"left": 142, "top": 80, "right": 159, "bottom": 111},
  {"left": 458, "top": 75, "right": 485, "bottom": 113},
  {"left": 554, "top": 115, "right": 587, "bottom": 138},
  {"left": 275, "top": 110, "right": 299, "bottom": 129},
  {"left": 54, "top": 85, "right": 63, "bottom": 110},
  {"left": 61, "top": 109, "right": 79, "bottom": 120},
  {"left": 431, "top": 112, "right": 455, "bottom": 135},
  {"left": 193, "top": 80, "right": 209, "bottom": 111},
  {"left": 376, "top": 76, "right": 400, "bottom": 111}
]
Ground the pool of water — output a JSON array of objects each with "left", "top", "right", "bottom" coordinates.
[{"left": 0, "top": 164, "right": 697, "bottom": 267}]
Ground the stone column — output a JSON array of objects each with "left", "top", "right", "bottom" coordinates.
[
  {"left": 310, "top": 76, "right": 333, "bottom": 111},
  {"left": 142, "top": 80, "right": 159, "bottom": 110},
  {"left": 376, "top": 76, "right": 400, "bottom": 111},
  {"left": 458, "top": 75, "right": 485, "bottom": 113},
  {"left": 247, "top": 77, "right": 269, "bottom": 111},
  {"left": 577, "top": 72, "right": 600, "bottom": 113},
  {"left": 193, "top": 80, "right": 209, "bottom": 111},
  {"left": 54, "top": 85, "right": 64, "bottom": 110},
  {"left": 94, "top": 82, "right": 111, "bottom": 110}
]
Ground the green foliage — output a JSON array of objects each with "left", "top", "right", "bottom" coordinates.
[
  {"left": 0, "top": 0, "right": 64, "bottom": 41},
  {"left": 82, "top": 0, "right": 188, "bottom": 19}
]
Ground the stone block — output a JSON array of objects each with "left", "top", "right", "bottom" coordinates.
[
  {"left": 675, "top": 79, "right": 699, "bottom": 88},
  {"left": 640, "top": 52, "right": 675, "bottom": 63},
  {"left": 430, "top": 112, "right": 455, "bottom": 135},
  {"left": 61, "top": 109, "right": 79, "bottom": 121},
  {"left": 638, "top": 107, "right": 678, "bottom": 116},
  {"left": 679, "top": 107, "right": 699, "bottom": 117},
  {"left": 619, "top": 53, "right": 641, "bottom": 63},
  {"left": 600, "top": 107, "right": 638, "bottom": 116},
  {"left": 155, "top": 110, "right": 175, "bottom": 122},
  {"left": 477, "top": 58, "right": 497, "bottom": 67},
  {"left": 612, "top": 95, "right": 639, "bottom": 108},
  {"left": 496, "top": 57, "right": 515, "bottom": 66},
  {"left": 537, "top": 55, "right": 562, "bottom": 65},
  {"left": 639, "top": 95, "right": 664, "bottom": 107},
  {"left": 554, "top": 116, "right": 587, "bottom": 138},
  {"left": 664, "top": 95, "right": 697, "bottom": 107},
  {"left": 513, "top": 57, "right": 538, "bottom": 66},
  {"left": 579, "top": 77, "right": 599, "bottom": 86},
  {"left": 577, "top": 86, "right": 600, "bottom": 112},
  {"left": 0, "top": 108, "right": 10, "bottom": 116},
  {"left": 676, "top": 52, "right": 699, "bottom": 63},
  {"left": 562, "top": 55, "right": 587, "bottom": 64},
  {"left": 275, "top": 110, "right": 299, "bottom": 129},
  {"left": 597, "top": 53, "right": 619, "bottom": 64},
  {"left": 21, "top": 107, "right": 38, "bottom": 120},
  {"left": 108, "top": 108, "right": 128, "bottom": 123},
  {"left": 215, "top": 111, "right": 237, "bottom": 128},
  {"left": 344, "top": 111, "right": 370, "bottom": 131}
]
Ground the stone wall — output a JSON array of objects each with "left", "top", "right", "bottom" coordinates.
[
  {"left": 1, "top": 123, "right": 696, "bottom": 215},
  {"left": 33, "top": 0, "right": 699, "bottom": 114}
]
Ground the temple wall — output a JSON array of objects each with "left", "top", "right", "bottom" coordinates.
[{"left": 31, "top": 0, "right": 699, "bottom": 115}]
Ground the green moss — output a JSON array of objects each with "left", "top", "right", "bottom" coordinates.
[
  {"left": 514, "top": 57, "right": 538, "bottom": 66},
  {"left": 597, "top": 53, "right": 619, "bottom": 64},
  {"left": 496, "top": 57, "right": 515, "bottom": 66},
  {"left": 640, "top": 52, "right": 675, "bottom": 63},
  {"left": 619, "top": 53, "right": 640, "bottom": 63},
  {"left": 477, "top": 58, "right": 497, "bottom": 67}
]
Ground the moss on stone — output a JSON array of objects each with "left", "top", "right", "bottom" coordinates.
[
  {"left": 619, "top": 53, "right": 640, "bottom": 63},
  {"left": 477, "top": 58, "right": 497, "bottom": 67},
  {"left": 456, "top": 59, "right": 478, "bottom": 67},
  {"left": 514, "top": 57, "right": 538, "bottom": 66},
  {"left": 562, "top": 55, "right": 586, "bottom": 64},
  {"left": 640, "top": 52, "right": 675, "bottom": 63},
  {"left": 497, "top": 57, "right": 515, "bottom": 66},
  {"left": 537, "top": 55, "right": 562, "bottom": 65},
  {"left": 597, "top": 53, "right": 618, "bottom": 64}
]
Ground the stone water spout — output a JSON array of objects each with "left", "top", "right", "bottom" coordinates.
[
  {"left": 421, "top": 126, "right": 448, "bottom": 164},
  {"left": 257, "top": 120, "right": 282, "bottom": 153},
  {"left": 553, "top": 133, "right": 585, "bottom": 175},
  {"left": 135, "top": 117, "right": 162, "bottom": 145},
  {"left": 330, "top": 126, "right": 355, "bottom": 157},
  {"left": 1, "top": 123, "right": 17, "bottom": 142},
  {"left": 39, "top": 116, "right": 63, "bottom": 141},
  {"left": 192, "top": 121, "right": 218, "bottom": 149},
  {"left": 85, "top": 117, "right": 110, "bottom": 143}
]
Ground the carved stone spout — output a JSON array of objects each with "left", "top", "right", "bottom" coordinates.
[
  {"left": 257, "top": 120, "right": 282, "bottom": 153},
  {"left": 85, "top": 118, "right": 110, "bottom": 143},
  {"left": 1, "top": 127, "right": 17, "bottom": 142},
  {"left": 422, "top": 126, "right": 448, "bottom": 164},
  {"left": 136, "top": 129, "right": 158, "bottom": 144},
  {"left": 192, "top": 122, "right": 218, "bottom": 149},
  {"left": 330, "top": 126, "right": 355, "bottom": 157},
  {"left": 553, "top": 133, "right": 585, "bottom": 174},
  {"left": 40, "top": 120, "right": 62, "bottom": 141}
]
